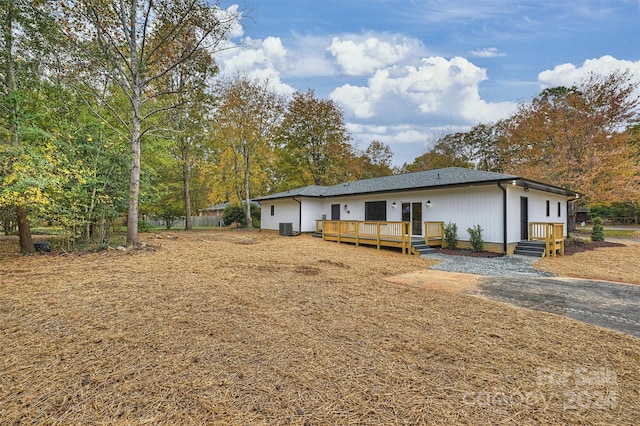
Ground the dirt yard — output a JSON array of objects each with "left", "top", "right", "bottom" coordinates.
[{"left": 1, "top": 231, "right": 639, "bottom": 424}]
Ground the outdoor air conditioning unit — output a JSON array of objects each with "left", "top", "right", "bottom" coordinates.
[{"left": 279, "top": 222, "right": 293, "bottom": 236}]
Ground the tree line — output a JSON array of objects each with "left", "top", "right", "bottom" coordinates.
[
  {"left": 2, "top": 1, "right": 638, "bottom": 253},
  {"left": 404, "top": 72, "right": 640, "bottom": 228},
  {"left": 1, "top": 0, "right": 395, "bottom": 252}
]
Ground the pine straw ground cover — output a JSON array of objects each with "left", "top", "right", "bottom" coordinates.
[
  {"left": 534, "top": 239, "right": 640, "bottom": 285},
  {"left": 1, "top": 231, "right": 639, "bottom": 425}
]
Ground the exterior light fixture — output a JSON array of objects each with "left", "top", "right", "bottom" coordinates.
[
  {"left": 392, "top": 202, "right": 397, "bottom": 208},
  {"left": 524, "top": 187, "right": 529, "bottom": 192},
  {"left": 426, "top": 200, "right": 432, "bottom": 208},
  {"left": 344, "top": 204, "right": 348, "bottom": 210}
]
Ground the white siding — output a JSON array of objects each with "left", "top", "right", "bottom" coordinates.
[
  {"left": 260, "top": 200, "right": 300, "bottom": 232},
  {"left": 506, "top": 185, "right": 569, "bottom": 242},
  {"left": 264, "top": 183, "right": 571, "bottom": 245},
  {"left": 300, "top": 199, "right": 324, "bottom": 232},
  {"left": 303, "top": 185, "right": 505, "bottom": 242},
  {"left": 417, "top": 186, "right": 504, "bottom": 242}
]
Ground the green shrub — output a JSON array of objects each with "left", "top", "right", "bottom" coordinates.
[
  {"left": 467, "top": 224, "right": 484, "bottom": 252},
  {"left": 591, "top": 216, "right": 605, "bottom": 242},
  {"left": 444, "top": 222, "right": 458, "bottom": 249},
  {"left": 138, "top": 220, "right": 154, "bottom": 232},
  {"left": 223, "top": 204, "right": 245, "bottom": 225},
  {"left": 222, "top": 203, "right": 261, "bottom": 227}
]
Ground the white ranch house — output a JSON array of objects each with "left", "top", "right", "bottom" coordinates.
[{"left": 255, "top": 167, "right": 581, "bottom": 256}]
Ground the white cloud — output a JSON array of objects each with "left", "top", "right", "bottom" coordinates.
[
  {"left": 331, "top": 84, "right": 375, "bottom": 118},
  {"left": 262, "top": 36, "right": 288, "bottom": 64},
  {"left": 327, "top": 35, "right": 421, "bottom": 76},
  {"left": 538, "top": 55, "right": 640, "bottom": 89},
  {"left": 469, "top": 47, "right": 507, "bottom": 58},
  {"left": 331, "top": 55, "right": 517, "bottom": 126}
]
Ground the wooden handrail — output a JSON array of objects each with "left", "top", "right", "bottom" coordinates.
[
  {"left": 424, "top": 221, "right": 445, "bottom": 247},
  {"left": 529, "top": 222, "right": 565, "bottom": 257},
  {"left": 320, "top": 220, "right": 411, "bottom": 254}
]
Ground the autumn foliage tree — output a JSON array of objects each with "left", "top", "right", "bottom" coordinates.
[
  {"left": 211, "top": 76, "right": 285, "bottom": 227},
  {"left": 352, "top": 140, "right": 396, "bottom": 179},
  {"left": 500, "top": 71, "right": 640, "bottom": 228},
  {"left": 1, "top": 0, "right": 64, "bottom": 252},
  {"left": 64, "top": 0, "right": 239, "bottom": 246},
  {"left": 276, "top": 90, "right": 354, "bottom": 188}
]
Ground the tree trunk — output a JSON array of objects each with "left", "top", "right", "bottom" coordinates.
[
  {"left": 126, "top": 2, "right": 141, "bottom": 248},
  {"left": 5, "top": 4, "right": 34, "bottom": 253},
  {"left": 182, "top": 140, "right": 192, "bottom": 230},
  {"left": 127, "top": 120, "right": 141, "bottom": 247},
  {"left": 126, "top": 81, "right": 142, "bottom": 246},
  {"left": 16, "top": 205, "right": 35, "bottom": 253},
  {"left": 244, "top": 151, "right": 252, "bottom": 228},
  {"left": 567, "top": 199, "right": 582, "bottom": 232}
]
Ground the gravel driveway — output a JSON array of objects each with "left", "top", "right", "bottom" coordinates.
[{"left": 422, "top": 253, "right": 640, "bottom": 338}]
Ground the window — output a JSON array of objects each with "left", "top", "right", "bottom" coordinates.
[
  {"left": 365, "top": 201, "right": 387, "bottom": 221},
  {"left": 557, "top": 202, "right": 561, "bottom": 217},
  {"left": 270, "top": 205, "right": 275, "bottom": 216},
  {"left": 546, "top": 200, "right": 550, "bottom": 217}
]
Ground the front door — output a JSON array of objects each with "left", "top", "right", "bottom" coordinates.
[
  {"left": 412, "top": 203, "right": 422, "bottom": 235},
  {"left": 402, "top": 202, "right": 423, "bottom": 235},
  {"left": 520, "top": 197, "right": 529, "bottom": 240},
  {"left": 331, "top": 203, "right": 340, "bottom": 220}
]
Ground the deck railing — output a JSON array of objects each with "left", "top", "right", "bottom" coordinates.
[
  {"left": 424, "top": 221, "right": 445, "bottom": 247},
  {"left": 318, "top": 220, "right": 412, "bottom": 254},
  {"left": 529, "top": 222, "right": 565, "bottom": 257}
]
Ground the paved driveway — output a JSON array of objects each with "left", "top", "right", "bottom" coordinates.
[
  {"left": 419, "top": 252, "right": 640, "bottom": 338},
  {"left": 472, "top": 276, "right": 640, "bottom": 338}
]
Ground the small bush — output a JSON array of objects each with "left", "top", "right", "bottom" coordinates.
[
  {"left": 467, "top": 224, "right": 484, "bottom": 252},
  {"left": 223, "top": 204, "right": 246, "bottom": 226},
  {"left": 591, "top": 216, "right": 605, "bottom": 242},
  {"left": 222, "top": 203, "right": 261, "bottom": 227},
  {"left": 138, "top": 220, "right": 154, "bottom": 232},
  {"left": 444, "top": 222, "right": 458, "bottom": 249}
]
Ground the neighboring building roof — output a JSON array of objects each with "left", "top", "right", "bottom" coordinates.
[{"left": 255, "top": 167, "right": 581, "bottom": 201}]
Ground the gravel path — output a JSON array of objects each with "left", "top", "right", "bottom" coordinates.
[{"left": 421, "top": 252, "right": 556, "bottom": 277}]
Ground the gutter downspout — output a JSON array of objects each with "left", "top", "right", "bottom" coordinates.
[
  {"left": 292, "top": 197, "right": 302, "bottom": 234},
  {"left": 497, "top": 183, "right": 507, "bottom": 255}
]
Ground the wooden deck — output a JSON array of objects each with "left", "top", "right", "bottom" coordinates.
[
  {"left": 316, "top": 220, "right": 565, "bottom": 257},
  {"left": 318, "top": 220, "right": 412, "bottom": 254},
  {"left": 316, "top": 220, "right": 446, "bottom": 255},
  {"left": 529, "top": 222, "right": 565, "bottom": 257}
]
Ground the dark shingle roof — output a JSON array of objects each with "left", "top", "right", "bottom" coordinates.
[
  {"left": 324, "top": 167, "right": 517, "bottom": 196},
  {"left": 253, "top": 185, "right": 329, "bottom": 200},
  {"left": 254, "top": 167, "right": 579, "bottom": 200}
]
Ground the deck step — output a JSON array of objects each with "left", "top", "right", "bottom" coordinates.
[
  {"left": 312, "top": 231, "right": 323, "bottom": 238},
  {"left": 514, "top": 240, "right": 546, "bottom": 257},
  {"left": 410, "top": 241, "right": 436, "bottom": 255}
]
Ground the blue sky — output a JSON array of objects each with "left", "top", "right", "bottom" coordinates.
[{"left": 217, "top": 0, "right": 640, "bottom": 166}]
